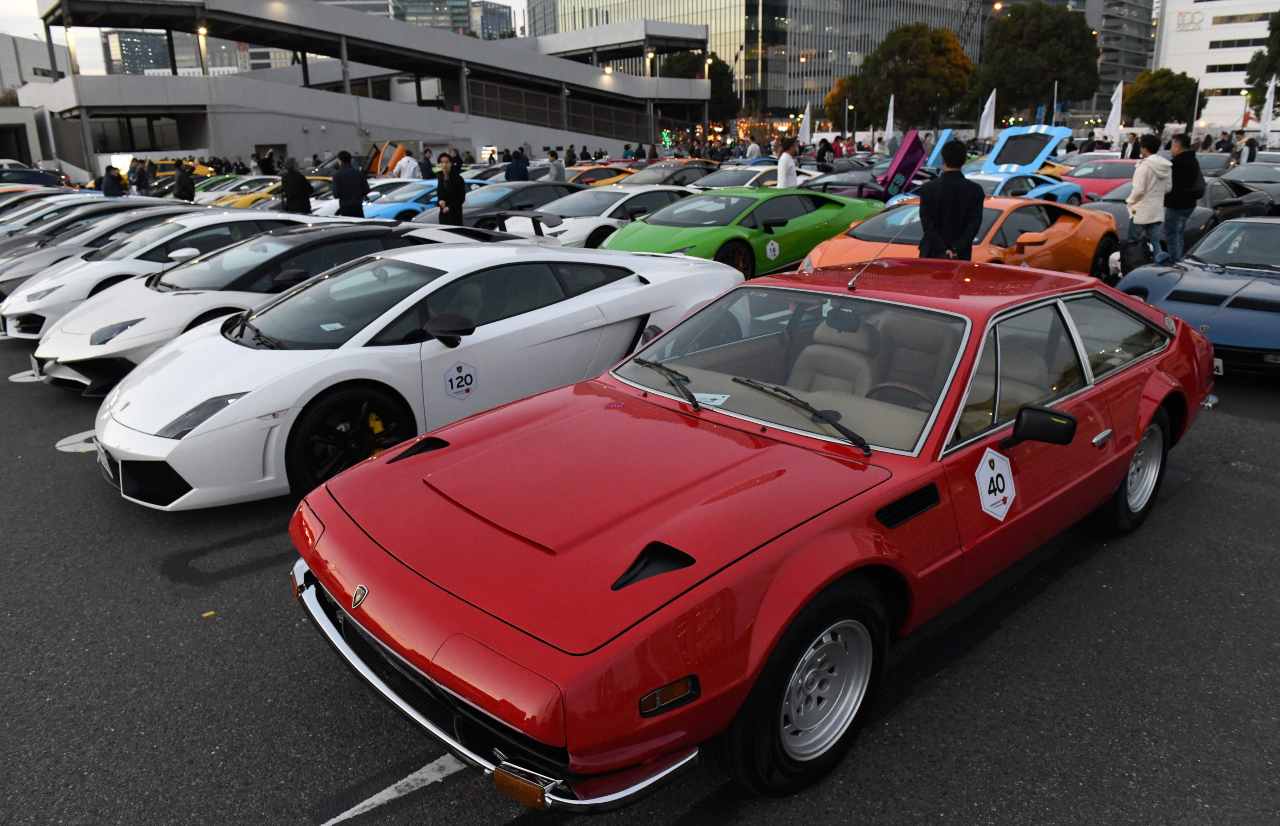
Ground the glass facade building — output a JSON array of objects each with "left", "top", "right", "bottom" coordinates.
[
  {"left": 100, "top": 30, "right": 169, "bottom": 75},
  {"left": 403, "top": 0, "right": 472, "bottom": 31},
  {"left": 527, "top": 0, "right": 981, "bottom": 115},
  {"left": 470, "top": 1, "right": 516, "bottom": 38}
]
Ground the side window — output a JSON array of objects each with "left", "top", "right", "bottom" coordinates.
[
  {"left": 381, "top": 233, "right": 430, "bottom": 249},
  {"left": 674, "top": 167, "right": 709, "bottom": 185},
  {"left": 951, "top": 329, "right": 998, "bottom": 444},
  {"left": 995, "top": 304, "right": 1086, "bottom": 422},
  {"left": 553, "top": 262, "right": 632, "bottom": 296},
  {"left": 426, "top": 263, "right": 565, "bottom": 327},
  {"left": 238, "top": 238, "right": 384, "bottom": 293},
  {"left": 1204, "top": 179, "right": 1229, "bottom": 206},
  {"left": 517, "top": 187, "right": 560, "bottom": 209},
  {"left": 141, "top": 223, "right": 240, "bottom": 262},
  {"left": 1007, "top": 177, "right": 1035, "bottom": 196},
  {"left": 254, "top": 220, "right": 296, "bottom": 232},
  {"left": 611, "top": 191, "right": 670, "bottom": 219},
  {"left": 996, "top": 206, "right": 1050, "bottom": 247},
  {"left": 1063, "top": 295, "right": 1166, "bottom": 378},
  {"left": 755, "top": 169, "right": 778, "bottom": 187},
  {"left": 752, "top": 195, "right": 812, "bottom": 225}
]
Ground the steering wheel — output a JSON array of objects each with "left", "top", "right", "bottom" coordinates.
[{"left": 867, "top": 382, "right": 934, "bottom": 412}]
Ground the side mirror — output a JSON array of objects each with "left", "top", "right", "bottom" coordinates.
[
  {"left": 425, "top": 313, "right": 476, "bottom": 348},
  {"left": 168, "top": 247, "right": 200, "bottom": 263},
  {"left": 1001, "top": 406, "right": 1077, "bottom": 449},
  {"left": 762, "top": 218, "right": 788, "bottom": 234},
  {"left": 272, "top": 268, "right": 309, "bottom": 290},
  {"left": 1014, "top": 231, "right": 1048, "bottom": 250}
]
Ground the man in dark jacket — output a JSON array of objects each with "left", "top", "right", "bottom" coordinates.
[
  {"left": 281, "top": 158, "right": 312, "bottom": 214},
  {"left": 1120, "top": 133, "right": 1141, "bottom": 159},
  {"left": 504, "top": 150, "right": 529, "bottom": 181},
  {"left": 1161, "top": 133, "right": 1203, "bottom": 264},
  {"left": 917, "top": 140, "right": 985, "bottom": 261},
  {"left": 101, "top": 166, "right": 126, "bottom": 197},
  {"left": 260, "top": 149, "right": 277, "bottom": 175},
  {"left": 173, "top": 163, "right": 196, "bottom": 201},
  {"left": 436, "top": 153, "right": 467, "bottom": 226},
  {"left": 331, "top": 151, "right": 369, "bottom": 218},
  {"left": 565, "top": 145, "right": 577, "bottom": 166}
]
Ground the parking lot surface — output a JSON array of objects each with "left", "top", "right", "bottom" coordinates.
[{"left": 2, "top": 342, "right": 1278, "bottom": 825}]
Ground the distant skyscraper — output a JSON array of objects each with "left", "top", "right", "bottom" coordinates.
[
  {"left": 100, "top": 29, "right": 168, "bottom": 75},
  {"left": 470, "top": 1, "right": 515, "bottom": 38},
  {"left": 317, "top": 0, "right": 408, "bottom": 19},
  {"left": 402, "top": 0, "right": 471, "bottom": 31}
]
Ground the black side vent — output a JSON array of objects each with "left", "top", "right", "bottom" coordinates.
[
  {"left": 876, "top": 484, "right": 941, "bottom": 529},
  {"left": 611, "top": 543, "right": 696, "bottom": 591},
  {"left": 387, "top": 437, "right": 449, "bottom": 463},
  {"left": 1166, "top": 290, "right": 1226, "bottom": 306},
  {"left": 1228, "top": 296, "right": 1280, "bottom": 314}
]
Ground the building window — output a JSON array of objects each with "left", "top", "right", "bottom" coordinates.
[
  {"left": 1208, "top": 37, "right": 1269, "bottom": 48},
  {"left": 1212, "top": 13, "right": 1272, "bottom": 24},
  {"left": 1205, "top": 63, "right": 1250, "bottom": 72}
]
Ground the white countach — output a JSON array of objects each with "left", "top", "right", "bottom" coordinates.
[{"left": 94, "top": 245, "right": 742, "bottom": 510}]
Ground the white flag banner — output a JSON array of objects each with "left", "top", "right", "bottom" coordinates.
[
  {"left": 797, "top": 102, "right": 812, "bottom": 145},
  {"left": 1105, "top": 81, "right": 1124, "bottom": 146},
  {"left": 978, "top": 89, "right": 997, "bottom": 139},
  {"left": 884, "top": 94, "right": 895, "bottom": 141},
  {"left": 1261, "top": 76, "right": 1276, "bottom": 150}
]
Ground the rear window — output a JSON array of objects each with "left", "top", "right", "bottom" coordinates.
[
  {"left": 1070, "top": 163, "right": 1135, "bottom": 180},
  {"left": 993, "top": 133, "right": 1055, "bottom": 167}
]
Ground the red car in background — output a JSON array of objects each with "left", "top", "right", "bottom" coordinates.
[
  {"left": 291, "top": 259, "right": 1213, "bottom": 811},
  {"left": 1063, "top": 158, "right": 1139, "bottom": 199}
]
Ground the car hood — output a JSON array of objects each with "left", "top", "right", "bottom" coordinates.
[
  {"left": 104, "top": 324, "right": 331, "bottom": 435},
  {"left": 1145, "top": 263, "right": 1280, "bottom": 348},
  {"left": 809, "top": 236, "right": 918, "bottom": 267},
  {"left": 54, "top": 276, "right": 196, "bottom": 335},
  {"left": 606, "top": 222, "right": 725, "bottom": 253},
  {"left": 982, "top": 125, "right": 1071, "bottom": 175},
  {"left": 324, "top": 380, "right": 890, "bottom": 654}
]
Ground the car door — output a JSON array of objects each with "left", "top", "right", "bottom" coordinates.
[
  {"left": 414, "top": 262, "right": 608, "bottom": 429},
  {"left": 941, "top": 300, "right": 1116, "bottom": 587},
  {"left": 991, "top": 205, "right": 1054, "bottom": 268},
  {"left": 552, "top": 260, "right": 652, "bottom": 375},
  {"left": 747, "top": 195, "right": 815, "bottom": 270}
]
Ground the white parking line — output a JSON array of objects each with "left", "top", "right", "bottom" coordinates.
[{"left": 319, "top": 754, "right": 467, "bottom": 825}]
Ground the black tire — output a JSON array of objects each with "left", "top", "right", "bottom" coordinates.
[
  {"left": 715, "top": 240, "right": 756, "bottom": 278},
  {"left": 1091, "top": 234, "right": 1119, "bottom": 283},
  {"left": 713, "top": 577, "right": 887, "bottom": 796},
  {"left": 1066, "top": 194, "right": 1081, "bottom": 206},
  {"left": 585, "top": 227, "right": 614, "bottom": 249},
  {"left": 183, "top": 308, "right": 241, "bottom": 333},
  {"left": 1096, "top": 407, "right": 1170, "bottom": 534},
  {"left": 285, "top": 384, "right": 416, "bottom": 494}
]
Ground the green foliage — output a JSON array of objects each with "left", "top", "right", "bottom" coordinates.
[
  {"left": 1125, "top": 69, "right": 1199, "bottom": 131},
  {"left": 823, "top": 24, "right": 972, "bottom": 129},
  {"left": 969, "top": 2, "right": 1099, "bottom": 118},
  {"left": 659, "top": 52, "right": 738, "bottom": 121},
  {"left": 1244, "top": 12, "right": 1280, "bottom": 116}
]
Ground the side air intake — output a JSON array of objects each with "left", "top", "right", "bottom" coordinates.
[
  {"left": 388, "top": 437, "right": 449, "bottom": 463},
  {"left": 611, "top": 543, "right": 696, "bottom": 591}
]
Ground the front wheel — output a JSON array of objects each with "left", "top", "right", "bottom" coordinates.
[
  {"left": 285, "top": 385, "right": 416, "bottom": 494},
  {"left": 715, "top": 240, "right": 756, "bottom": 278},
  {"left": 714, "top": 578, "right": 886, "bottom": 795},
  {"left": 1097, "top": 408, "right": 1169, "bottom": 534},
  {"left": 585, "top": 227, "right": 614, "bottom": 249},
  {"left": 1091, "top": 234, "right": 1119, "bottom": 283}
]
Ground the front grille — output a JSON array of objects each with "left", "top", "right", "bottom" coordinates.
[
  {"left": 312, "top": 582, "right": 571, "bottom": 778},
  {"left": 1167, "top": 290, "right": 1226, "bottom": 306},
  {"left": 11, "top": 313, "right": 44, "bottom": 335},
  {"left": 119, "top": 460, "right": 193, "bottom": 507}
]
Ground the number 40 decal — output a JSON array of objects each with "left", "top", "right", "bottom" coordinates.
[{"left": 975, "top": 448, "right": 1016, "bottom": 521}]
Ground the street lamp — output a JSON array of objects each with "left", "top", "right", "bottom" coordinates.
[
  {"left": 993, "top": 2, "right": 1002, "bottom": 10},
  {"left": 604, "top": 65, "right": 613, "bottom": 75}
]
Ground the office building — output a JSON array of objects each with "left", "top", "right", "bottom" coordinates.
[
  {"left": 318, "top": 0, "right": 408, "bottom": 19},
  {"left": 1095, "top": 0, "right": 1157, "bottom": 111},
  {"left": 471, "top": 1, "right": 516, "bottom": 38},
  {"left": 100, "top": 29, "right": 169, "bottom": 75},
  {"left": 1154, "top": 0, "right": 1275, "bottom": 128},
  {"left": 402, "top": 0, "right": 471, "bottom": 31}
]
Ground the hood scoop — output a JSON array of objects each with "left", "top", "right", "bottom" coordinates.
[
  {"left": 388, "top": 436, "right": 449, "bottom": 463},
  {"left": 611, "top": 543, "right": 695, "bottom": 591}
]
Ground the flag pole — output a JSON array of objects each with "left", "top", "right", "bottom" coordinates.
[{"left": 1051, "top": 80, "right": 1058, "bottom": 127}]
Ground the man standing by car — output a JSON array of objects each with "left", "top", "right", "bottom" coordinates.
[
  {"left": 1125, "top": 134, "right": 1171, "bottom": 262},
  {"left": 777, "top": 137, "right": 799, "bottom": 187},
  {"left": 436, "top": 153, "right": 467, "bottom": 226},
  {"left": 1162, "top": 134, "right": 1204, "bottom": 264},
  {"left": 281, "top": 158, "right": 312, "bottom": 214},
  {"left": 746, "top": 135, "right": 762, "bottom": 159},
  {"left": 331, "top": 150, "right": 368, "bottom": 218},
  {"left": 917, "top": 140, "right": 984, "bottom": 261},
  {"left": 546, "top": 150, "right": 565, "bottom": 182},
  {"left": 173, "top": 161, "right": 195, "bottom": 201},
  {"left": 392, "top": 149, "right": 421, "bottom": 179},
  {"left": 1121, "top": 133, "right": 1141, "bottom": 159}
]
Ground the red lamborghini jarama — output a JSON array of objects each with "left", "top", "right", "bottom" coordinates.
[{"left": 290, "top": 258, "right": 1214, "bottom": 810}]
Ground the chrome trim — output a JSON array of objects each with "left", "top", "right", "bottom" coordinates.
[
  {"left": 1057, "top": 298, "right": 1095, "bottom": 386},
  {"left": 290, "top": 558, "right": 699, "bottom": 811},
  {"left": 613, "top": 285, "right": 972, "bottom": 459},
  {"left": 1092, "top": 429, "right": 1113, "bottom": 447}
]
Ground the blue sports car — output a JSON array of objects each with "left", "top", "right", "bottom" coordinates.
[
  {"left": 966, "top": 172, "right": 1084, "bottom": 204},
  {"left": 363, "top": 178, "right": 489, "bottom": 220},
  {"left": 1117, "top": 217, "right": 1280, "bottom": 375}
]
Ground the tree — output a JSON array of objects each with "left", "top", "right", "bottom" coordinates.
[
  {"left": 969, "top": 2, "right": 1099, "bottom": 119},
  {"left": 823, "top": 74, "right": 863, "bottom": 130},
  {"left": 1245, "top": 12, "right": 1280, "bottom": 116},
  {"left": 660, "top": 51, "right": 738, "bottom": 121},
  {"left": 1125, "top": 69, "right": 1199, "bottom": 131},
  {"left": 827, "top": 24, "right": 972, "bottom": 130}
]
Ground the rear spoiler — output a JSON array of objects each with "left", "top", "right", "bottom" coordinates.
[{"left": 487, "top": 210, "right": 563, "bottom": 236}]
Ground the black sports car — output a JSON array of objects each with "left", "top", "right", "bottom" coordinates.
[
  {"left": 411, "top": 180, "right": 585, "bottom": 227},
  {"left": 1220, "top": 163, "right": 1280, "bottom": 213}
]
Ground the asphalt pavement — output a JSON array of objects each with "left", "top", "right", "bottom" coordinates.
[{"left": 2, "top": 340, "right": 1278, "bottom": 826}]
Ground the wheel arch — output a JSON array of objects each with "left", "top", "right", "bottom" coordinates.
[
  {"left": 284, "top": 377, "right": 420, "bottom": 488},
  {"left": 1138, "top": 369, "right": 1187, "bottom": 446},
  {"left": 88, "top": 273, "right": 137, "bottom": 297}
]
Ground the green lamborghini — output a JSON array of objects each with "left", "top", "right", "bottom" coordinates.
[{"left": 602, "top": 187, "right": 883, "bottom": 277}]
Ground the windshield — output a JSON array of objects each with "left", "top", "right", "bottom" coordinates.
[
  {"left": 539, "top": 189, "right": 627, "bottom": 217},
  {"left": 159, "top": 234, "right": 297, "bottom": 290},
  {"left": 1187, "top": 221, "right": 1280, "bottom": 269},
  {"left": 382, "top": 182, "right": 437, "bottom": 203},
  {"left": 1223, "top": 163, "right": 1280, "bottom": 183},
  {"left": 49, "top": 213, "right": 122, "bottom": 243},
  {"left": 624, "top": 165, "right": 683, "bottom": 184},
  {"left": 971, "top": 177, "right": 1002, "bottom": 195},
  {"left": 645, "top": 194, "right": 755, "bottom": 227},
  {"left": 695, "top": 168, "right": 762, "bottom": 188},
  {"left": 85, "top": 221, "right": 185, "bottom": 261},
  {"left": 615, "top": 287, "right": 966, "bottom": 452},
  {"left": 1070, "top": 162, "right": 1134, "bottom": 179},
  {"left": 806, "top": 170, "right": 874, "bottom": 188},
  {"left": 849, "top": 205, "right": 1001, "bottom": 245},
  {"left": 463, "top": 185, "right": 512, "bottom": 207},
  {"left": 229, "top": 257, "right": 445, "bottom": 349}
]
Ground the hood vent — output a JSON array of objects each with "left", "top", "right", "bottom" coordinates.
[
  {"left": 1228, "top": 296, "right": 1280, "bottom": 314},
  {"left": 611, "top": 543, "right": 695, "bottom": 591},
  {"left": 387, "top": 436, "right": 449, "bottom": 463},
  {"left": 1167, "top": 290, "right": 1226, "bottom": 306}
]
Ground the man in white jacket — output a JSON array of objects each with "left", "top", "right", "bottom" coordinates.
[
  {"left": 392, "top": 150, "right": 421, "bottom": 179},
  {"left": 1125, "top": 134, "right": 1172, "bottom": 259}
]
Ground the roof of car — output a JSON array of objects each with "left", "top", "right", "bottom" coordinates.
[
  {"left": 1219, "top": 216, "right": 1280, "bottom": 225},
  {"left": 380, "top": 241, "right": 713, "bottom": 272},
  {"left": 752, "top": 258, "right": 1096, "bottom": 318}
]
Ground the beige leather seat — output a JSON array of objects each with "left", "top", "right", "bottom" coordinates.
[
  {"left": 787, "top": 321, "right": 879, "bottom": 395},
  {"left": 878, "top": 314, "right": 963, "bottom": 400},
  {"left": 996, "top": 341, "right": 1050, "bottom": 420}
]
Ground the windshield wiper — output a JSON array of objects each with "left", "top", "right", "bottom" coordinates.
[
  {"left": 731, "top": 376, "right": 871, "bottom": 456},
  {"left": 243, "top": 320, "right": 284, "bottom": 349},
  {"left": 633, "top": 357, "right": 700, "bottom": 411},
  {"left": 1225, "top": 261, "right": 1280, "bottom": 272}
]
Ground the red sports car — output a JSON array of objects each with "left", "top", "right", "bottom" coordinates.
[
  {"left": 1062, "top": 158, "right": 1138, "bottom": 199},
  {"left": 290, "top": 259, "right": 1214, "bottom": 811}
]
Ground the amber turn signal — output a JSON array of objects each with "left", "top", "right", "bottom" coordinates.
[
  {"left": 493, "top": 764, "right": 552, "bottom": 809},
  {"left": 639, "top": 675, "right": 699, "bottom": 717}
]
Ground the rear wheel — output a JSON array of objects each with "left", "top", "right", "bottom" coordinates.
[
  {"left": 1097, "top": 408, "right": 1169, "bottom": 534},
  {"left": 1091, "top": 234, "right": 1119, "bottom": 283},
  {"left": 285, "top": 385, "right": 416, "bottom": 494},
  {"left": 585, "top": 227, "right": 614, "bottom": 249},
  {"left": 715, "top": 240, "right": 756, "bottom": 278},
  {"left": 714, "top": 578, "right": 886, "bottom": 795}
]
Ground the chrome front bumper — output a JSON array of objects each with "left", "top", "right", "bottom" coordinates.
[{"left": 290, "top": 557, "right": 698, "bottom": 811}]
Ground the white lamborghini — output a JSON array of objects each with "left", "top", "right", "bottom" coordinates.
[
  {"left": 501, "top": 185, "right": 691, "bottom": 248},
  {"left": 94, "top": 244, "right": 742, "bottom": 510}
]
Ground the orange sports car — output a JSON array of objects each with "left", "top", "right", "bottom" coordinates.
[
  {"left": 567, "top": 165, "right": 635, "bottom": 186},
  {"left": 804, "top": 196, "right": 1119, "bottom": 281}
]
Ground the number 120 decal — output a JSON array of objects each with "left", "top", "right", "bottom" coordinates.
[{"left": 444, "top": 362, "right": 478, "bottom": 400}]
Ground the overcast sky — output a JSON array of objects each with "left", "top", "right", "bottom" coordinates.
[{"left": 0, "top": 0, "right": 527, "bottom": 76}]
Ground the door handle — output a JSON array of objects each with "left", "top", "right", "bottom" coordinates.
[{"left": 1091, "top": 429, "right": 1113, "bottom": 448}]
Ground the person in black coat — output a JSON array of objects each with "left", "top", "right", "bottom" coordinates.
[
  {"left": 1161, "top": 134, "right": 1204, "bottom": 264},
  {"left": 436, "top": 153, "right": 467, "bottom": 226},
  {"left": 101, "top": 166, "right": 125, "bottom": 197},
  {"left": 331, "top": 150, "right": 369, "bottom": 218},
  {"left": 260, "top": 149, "right": 277, "bottom": 175},
  {"left": 173, "top": 163, "right": 196, "bottom": 201},
  {"left": 917, "top": 140, "right": 985, "bottom": 261},
  {"left": 504, "top": 150, "right": 529, "bottom": 181},
  {"left": 281, "top": 158, "right": 312, "bottom": 214},
  {"left": 565, "top": 145, "right": 577, "bottom": 166}
]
